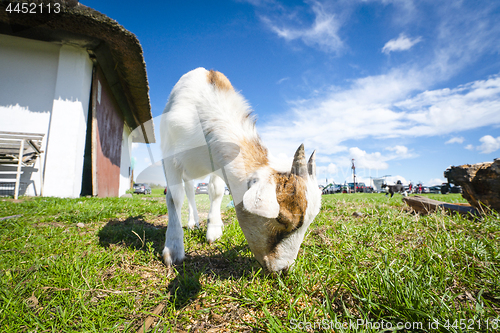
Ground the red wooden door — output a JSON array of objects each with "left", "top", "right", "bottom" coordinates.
[{"left": 91, "top": 66, "right": 123, "bottom": 197}]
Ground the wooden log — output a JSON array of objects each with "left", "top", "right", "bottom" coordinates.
[
  {"left": 402, "top": 196, "right": 478, "bottom": 215},
  {"left": 444, "top": 158, "right": 500, "bottom": 212}
]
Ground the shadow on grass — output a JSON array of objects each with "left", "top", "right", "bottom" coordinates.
[
  {"left": 168, "top": 241, "right": 259, "bottom": 307},
  {"left": 98, "top": 215, "right": 167, "bottom": 252},
  {"left": 97, "top": 216, "right": 259, "bottom": 309}
]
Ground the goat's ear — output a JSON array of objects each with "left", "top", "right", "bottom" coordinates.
[{"left": 243, "top": 178, "right": 280, "bottom": 219}]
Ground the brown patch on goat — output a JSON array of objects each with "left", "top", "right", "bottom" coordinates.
[
  {"left": 265, "top": 172, "right": 308, "bottom": 256},
  {"left": 207, "top": 70, "right": 234, "bottom": 92},
  {"left": 274, "top": 172, "right": 308, "bottom": 233},
  {"left": 239, "top": 138, "right": 269, "bottom": 172}
]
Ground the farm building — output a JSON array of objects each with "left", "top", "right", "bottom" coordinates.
[{"left": 0, "top": 0, "right": 155, "bottom": 198}]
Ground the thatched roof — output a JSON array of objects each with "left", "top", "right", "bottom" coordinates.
[{"left": 0, "top": 0, "right": 154, "bottom": 143}]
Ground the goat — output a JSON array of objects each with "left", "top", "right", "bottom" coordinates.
[
  {"left": 160, "top": 68, "right": 321, "bottom": 274},
  {"left": 381, "top": 180, "right": 406, "bottom": 198}
]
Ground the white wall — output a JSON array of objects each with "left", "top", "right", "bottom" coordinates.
[
  {"left": 0, "top": 35, "right": 93, "bottom": 198},
  {"left": 43, "top": 45, "right": 93, "bottom": 197},
  {"left": 119, "top": 125, "right": 133, "bottom": 196},
  {"left": 0, "top": 35, "right": 60, "bottom": 196}
]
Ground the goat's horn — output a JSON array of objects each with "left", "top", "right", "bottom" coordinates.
[
  {"left": 291, "top": 144, "right": 307, "bottom": 178},
  {"left": 308, "top": 150, "right": 316, "bottom": 177}
]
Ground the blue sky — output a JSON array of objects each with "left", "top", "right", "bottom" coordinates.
[{"left": 82, "top": 0, "right": 500, "bottom": 186}]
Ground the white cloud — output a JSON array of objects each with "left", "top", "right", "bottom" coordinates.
[
  {"left": 465, "top": 144, "right": 475, "bottom": 150},
  {"left": 386, "top": 145, "right": 408, "bottom": 155},
  {"left": 260, "top": 1, "right": 344, "bottom": 53},
  {"left": 314, "top": 145, "right": 419, "bottom": 183},
  {"left": 136, "top": 160, "right": 166, "bottom": 186},
  {"left": 269, "top": 151, "right": 293, "bottom": 171},
  {"left": 245, "top": 0, "right": 500, "bottom": 179},
  {"left": 384, "top": 175, "right": 408, "bottom": 185},
  {"left": 257, "top": 1, "right": 500, "bottom": 157},
  {"left": 260, "top": 68, "right": 423, "bottom": 156},
  {"left": 276, "top": 77, "right": 290, "bottom": 84},
  {"left": 260, "top": 74, "right": 500, "bottom": 160},
  {"left": 385, "top": 145, "right": 416, "bottom": 159},
  {"left": 428, "top": 178, "right": 445, "bottom": 186},
  {"left": 327, "top": 162, "right": 338, "bottom": 174},
  {"left": 445, "top": 136, "right": 465, "bottom": 144},
  {"left": 342, "top": 146, "right": 415, "bottom": 171},
  {"left": 349, "top": 147, "right": 389, "bottom": 170},
  {"left": 382, "top": 33, "right": 422, "bottom": 54},
  {"left": 316, "top": 147, "right": 399, "bottom": 182},
  {"left": 398, "top": 76, "right": 500, "bottom": 135},
  {"left": 477, "top": 135, "right": 500, "bottom": 154}
]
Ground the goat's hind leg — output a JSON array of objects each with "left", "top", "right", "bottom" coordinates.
[
  {"left": 183, "top": 177, "right": 199, "bottom": 229},
  {"left": 206, "top": 174, "right": 225, "bottom": 243},
  {"left": 163, "top": 165, "right": 185, "bottom": 266}
]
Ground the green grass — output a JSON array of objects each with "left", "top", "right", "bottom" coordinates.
[{"left": 0, "top": 193, "right": 499, "bottom": 332}]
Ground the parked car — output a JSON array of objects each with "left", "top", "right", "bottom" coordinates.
[
  {"left": 322, "top": 184, "right": 342, "bottom": 194},
  {"left": 429, "top": 185, "right": 441, "bottom": 194},
  {"left": 224, "top": 187, "right": 230, "bottom": 195},
  {"left": 348, "top": 182, "right": 369, "bottom": 193},
  {"left": 442, "top": 183, "right": 462, "bottom": 194},
  {"left": 133, "top": 183, "right": 151, "bottom": 195},
  {"left": 195, "top": 182, "right": 208, "bottom": 194},
  {"left": 322, "top": 184, "right": 333, "bottom": 194}
]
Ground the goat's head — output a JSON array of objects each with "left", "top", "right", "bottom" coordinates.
[{"left": 235, "top": 144, "right": 321, "bottom": 275}]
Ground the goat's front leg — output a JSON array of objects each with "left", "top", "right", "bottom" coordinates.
[
  {"left": 183, "top": 178, "right": 199, "bottom": 229},
  {"left": 206, "top": 174, "right": 225, "bottom": 243},
  {"left": 163, "top": 176, "right": 185, "bottom": 266}
]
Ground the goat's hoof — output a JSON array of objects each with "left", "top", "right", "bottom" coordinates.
[
  {"left": 206, "top": 225, "right": 223, "bottom": 243},
  {"left": 162, "top": 247, "right": 184, "bottom": 267},
  {"left": 186, "top": 222, "right": 199, "bottom": 230}
]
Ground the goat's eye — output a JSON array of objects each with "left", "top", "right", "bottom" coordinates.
[
  {"left": 276, "top": 214, "right": 287, "bottom": 226},
  {"left": 247, "top": 178, "right": 258, "bottom": 188}
]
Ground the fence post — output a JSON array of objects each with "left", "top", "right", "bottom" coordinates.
[{"left": 14, "top": 139, "right": 24, "bottom": 200}]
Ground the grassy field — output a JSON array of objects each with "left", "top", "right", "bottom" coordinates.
[{"left": 1, "top": 191, "right": 499, "bottom": 332}]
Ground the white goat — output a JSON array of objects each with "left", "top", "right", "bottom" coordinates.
[{"left": 160, "top": 68, "right": 321, "bottom": 274}]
